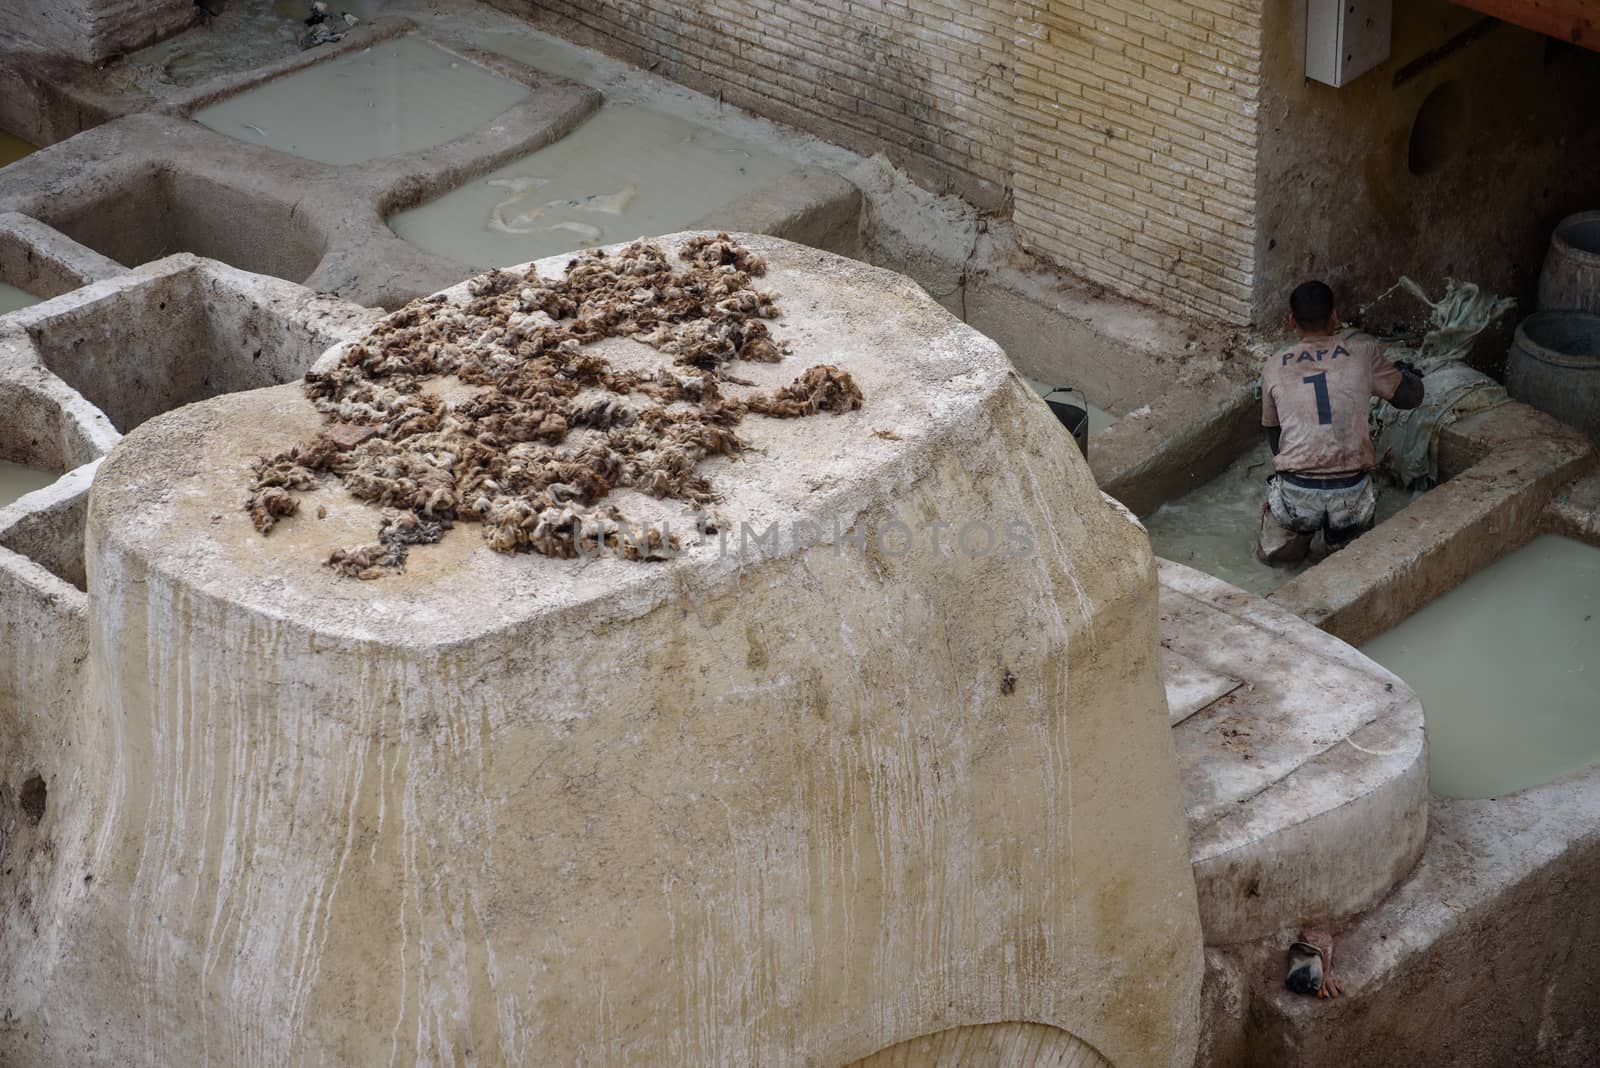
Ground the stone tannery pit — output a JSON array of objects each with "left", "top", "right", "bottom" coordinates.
[{"left": 3, "top": 2, "right": 1600, "bottom": 1066}]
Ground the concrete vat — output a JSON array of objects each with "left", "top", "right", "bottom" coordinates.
[
  {"left": 0, "top": 235, "right": 1203, "bottom": 1066},
  {"left": 1507, "top": 312, "right": 1600, "bottom": 443}
]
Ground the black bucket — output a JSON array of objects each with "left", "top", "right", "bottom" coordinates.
[{"left": 1042, "top": 387, "right": 1090, "bottom": 457}]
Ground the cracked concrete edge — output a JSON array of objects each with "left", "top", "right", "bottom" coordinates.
[
  {"left": 1545, "top": 472, "right": 1600, "bottom": 543},
  {"left": 1190, "top": 728, "right": 1429, "bottom": 947},
  {"left": 0, "top": 333, "right": 122, "bottom": 470},
  {"left": 1228, "top": 762, "right": 1600, "bottom": 1067},
  {"left": 1158, "top": 561, "right": 1430, "bottom": 946},
  {"left": 1095, "top": 375, "right": 1260, "bottom": 518},
  {"left": 0, "top": 250, "right": 376, "bottom": 516},
  {"left": 0, "top": 211, "right": 126, "bottom": 300}
]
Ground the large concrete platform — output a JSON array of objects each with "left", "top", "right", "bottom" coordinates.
[{"left": 0, "top": 234, "right": 1205, "bottom": 1067}]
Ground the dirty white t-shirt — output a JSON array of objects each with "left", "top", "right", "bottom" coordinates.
[{"left": 1262, "top": 334, "right": 1403, "bottom": 476}]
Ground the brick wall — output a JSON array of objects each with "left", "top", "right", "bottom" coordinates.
[
  {"left": 510, "top": 0, "right": 1266, "bottom": 324},
  {"left": 1011, "top": 1, "right": 1263, "bottom": 323}
]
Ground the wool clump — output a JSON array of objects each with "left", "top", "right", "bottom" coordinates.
[{"left": 246, "top": 235, "right": 863, "bottom": 576}]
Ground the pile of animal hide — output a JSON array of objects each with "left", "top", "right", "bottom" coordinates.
[
  {"left": 296, "top": 2, "right": 360, "bottom": 49},
  {"left": 247, "top": 235, "right": 862, "bottom": 576},
  {"left": 1370, "top": 278, "right": 1515, "bottom": 489}
]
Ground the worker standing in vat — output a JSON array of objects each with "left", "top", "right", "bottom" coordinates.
[{"left": 1257, "top": 281, "right": 1424, "bottom": 565}]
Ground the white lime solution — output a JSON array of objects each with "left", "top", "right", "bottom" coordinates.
[
  {"left": 0, "top": 281, "right": 42, "bottom": 316},
  {"left": 0, "top": 461, "right": 55, "bottom": 508},
  {"left": 477, "top": 30, "right": 598, "bottom": 85},
  {"left": 390, "top": 105, "right": 796, "bottom": 268},
  {"left": 1143, "top": 442, "right": 1419, "bottom": 597},
  {"left": 1362, "top": 534, "right": 1600, "bottom": 799},
  {"left": 193, "top": 36, "right": 531, "bottom": 165},
  {"left": 1020, "top": 376, "right": 1117, "bottom": 436}
]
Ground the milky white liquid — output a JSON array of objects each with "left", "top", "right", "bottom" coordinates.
[
  {"left": 194, "top": 36, "right": 531, "bottom": 165},
  {"left": 1362, "top": 534, "right": 1600, "bottom": 799},
  {"left": 0, "top": 282, "right": 42, "bottom": 316},
  {"left": 1143, "top": 442, "right": 1420, "bottom": 597},
  {"left": 0, "top": 460, "right": 56, "bottom": 508},
  {"left": 479, "top": 30, "right": 598, "bottom": 85},
  {"left": 1021, "top": 376, "right": 1116, "bottom": 436},
  {"left": 389, "top": 104, "right": 795, "bottom": 269}
]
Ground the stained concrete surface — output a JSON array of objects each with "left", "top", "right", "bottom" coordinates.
[
  {"left": 0, "top": 252, "right": 392, "bottom": 1065},
  {"left": 0, "top": 0, "right": 193, "bottom": 65},
  {"left": 1549, "top": 469, "right": 1600, "bottom": 542},
  {"left": 859, "top": 213, "right": 1258, "bottom": 520},
  {"left": 0, "top": 255, "right": 378, "bottom": 1005},
  {"left": 1158, "top": 561, "right": 1428, "bottom": 946},
  {"left": 846, "top": 1022, "right": 1110, "bottom": 1066},
  {"left": 0, "top": 360, "right": 110, "bottom": 477},
  {"left": 1235, "top": 766, "right": 1600, "bottom": 1067}
]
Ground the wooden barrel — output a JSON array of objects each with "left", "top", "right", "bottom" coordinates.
[
  {"left": 1537, "top": 211, "right": 1600, "bottom": 313},
  {"left": 1506, "top": 310, "right": 1600, "bottom": 440}
]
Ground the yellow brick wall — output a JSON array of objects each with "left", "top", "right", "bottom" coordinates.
[
  {"left": 507, "top": 0, "right": 1265, "bottom": 323},
  {"left": 1011, "top": 1, "right": 1262, "bottom": 323}
]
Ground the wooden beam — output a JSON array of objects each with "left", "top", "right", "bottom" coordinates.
[{"left": 1452, "top": 0, "right": 1600, "bottom": 49}]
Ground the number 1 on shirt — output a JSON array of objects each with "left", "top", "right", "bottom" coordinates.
[{"left": 1302, "top": 372, "right": 1333, "bottom": 425}]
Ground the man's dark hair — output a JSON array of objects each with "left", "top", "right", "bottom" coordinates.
[{"left": 1290, "top": 281, "right": 1335, "bottom": 331}]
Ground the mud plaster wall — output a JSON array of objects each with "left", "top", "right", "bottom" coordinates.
[
  {"left": 1256, "top": 1, "right": 1600, "bottom": 331},
  {"left": 503, "top": 0, "right": 1265, "bottom": 324},
  {"left": 0, "top": 0, "right": 193, "bottom": 64}
]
